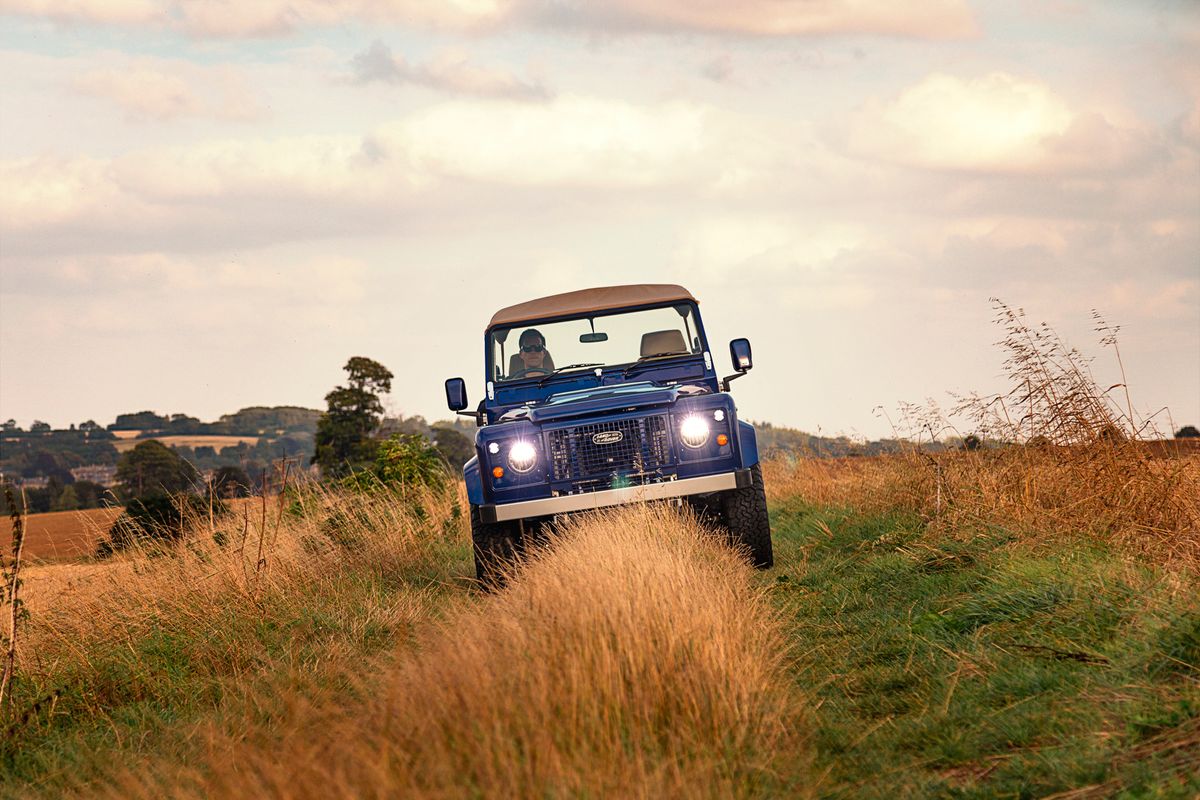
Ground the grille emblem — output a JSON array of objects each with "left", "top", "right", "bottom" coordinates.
[{"left": 592, "top": 431, "right": 624, "bottom": 445}]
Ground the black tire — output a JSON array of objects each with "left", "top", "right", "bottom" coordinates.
[
  {"left": 721, "top": 463, "right": 774, "bottom": 568},
  {"left": 470, "top": 504, "right": 523, "bottom": 589}
]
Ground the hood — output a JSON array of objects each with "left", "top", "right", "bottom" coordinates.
[{"left": 526, "top": 381, "right": 707, "bottom": 424}]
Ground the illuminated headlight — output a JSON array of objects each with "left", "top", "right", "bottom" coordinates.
[
  {"left": 507, "top": 440, "right": 537, "bottom": 473},
  {"left": 679, "top": 415, "right": 711, "bottom": 448},
  {"left": 713, "top": 409, "right": 725, "bottom": 422}
]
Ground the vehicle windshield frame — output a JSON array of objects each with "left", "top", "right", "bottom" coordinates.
[{"left": 485, "top": 301, "right": 709, "bottom": 387}]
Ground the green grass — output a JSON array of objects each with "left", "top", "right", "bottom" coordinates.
[
  {"left": 3, "top": 498, "right": 1197, "bottom": 798},
  {"left": 763, "top": 499, "right": 1200, "bottom": 799}
]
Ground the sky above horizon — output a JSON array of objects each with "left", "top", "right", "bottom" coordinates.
[{"left": 1, "top": 0, "right": 1197, "bottom": 439}]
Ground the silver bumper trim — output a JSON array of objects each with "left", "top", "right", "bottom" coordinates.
[{"left": 489, "top": 472, "right": 741, "bottom": 522}]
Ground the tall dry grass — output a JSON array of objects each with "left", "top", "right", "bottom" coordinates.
[
  {"left": 763, "top": 301, "right": 1200, "bottom": 568},
  {"left": 115, "top": 505, "right": 808, "bottom": 799},
  {"left": 15, "top": 484, "right": 467, "bottom": 728}
]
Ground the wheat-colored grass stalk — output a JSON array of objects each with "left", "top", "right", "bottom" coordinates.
[{"left": 109, "top": 504, "right": 810, "bottom": 799}]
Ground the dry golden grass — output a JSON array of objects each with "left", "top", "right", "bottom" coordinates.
[
  {"left": 17, "top": 485, "right": 466, "bottom": 698},
  {"left": 110, "top": 505, "right": 808, "bottom": 799},
  {"left": 763, "top": 447, "right": 1200, "bottom": 568}
]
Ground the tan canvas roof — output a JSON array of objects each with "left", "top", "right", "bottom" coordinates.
[{"left": 488, "top": 284, "right": 697, "bottom": 329}]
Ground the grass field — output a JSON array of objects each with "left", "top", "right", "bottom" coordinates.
[
  {"left": 110, "top": 434, "right": 260, "bottom": 453},
  {"left": 0, "top": 443, "right": 1196, "bottom": 799}
]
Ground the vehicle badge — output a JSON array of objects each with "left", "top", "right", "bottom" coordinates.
[{"left": 592, "top": 431, "right": 624, "bottom": 445}]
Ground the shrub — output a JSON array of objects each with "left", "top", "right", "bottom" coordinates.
[
  {"left": 342, "top": 434, "right": 448, "bottom": 494},
  {"left": 100, "top": 492, "right": 223, "bottom": 556}
]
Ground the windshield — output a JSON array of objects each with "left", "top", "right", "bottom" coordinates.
[{"left": 489, "top": 304, "right": 704, "bottom": 383}]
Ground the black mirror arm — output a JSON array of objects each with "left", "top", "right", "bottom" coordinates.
[
  {"left": 455, "top": 410, "right": 485, "bottom": 426},
  {"left": 720, "top": 371, "right": 747, "bottom": 392}
]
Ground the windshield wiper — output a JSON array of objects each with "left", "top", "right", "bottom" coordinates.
[
  {"left": 539, "top": 363, "right": 604, "bottom": 386},
  {"left": 622, "top": 352, "right": 693, "bottom": 377}
]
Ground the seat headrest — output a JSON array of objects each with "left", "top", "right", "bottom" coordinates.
[{"left": 640, "top": 329, "right": 688, "bottom": 358}]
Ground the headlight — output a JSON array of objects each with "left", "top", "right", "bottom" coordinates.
[
  {"left": 507, "top": 440, "right": 537, "bottom": 473},
  {"left": 679, "top": 415, "right": 710, "bottom": 448}
]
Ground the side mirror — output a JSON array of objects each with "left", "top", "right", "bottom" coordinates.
[
  {"left": 730, "top": 338, "right": 753, "bottom": 372},
  {"left": 445, "top": 377, "right": 468, "bottom": 412}
]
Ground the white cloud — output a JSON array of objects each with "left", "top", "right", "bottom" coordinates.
[
  {"left": 73, "top": 59, "right": 262, "bottom": 122},
  {"left": 0, "top": 95, "right": 747, "bottom": 255},
  {"left": 0, "top": 0, "right": 511, "bottom": 36},
  {"left": 844, "top": 72, "right": 1156, "bottom": 174},
  {"left": 1, "top": 0, "right": 974, "bottom": 38},
  {"left": 527, "top": 0, "right": 977, "bottom": 39},
  {"left": 349, "top": 41, "right": 549, "bottom": 101},
  {"left": 0, "top": 0, "right": 161, "bottom": 25},
  {"left": 385, "top": 95, "right": 710, "bottom": 186}
]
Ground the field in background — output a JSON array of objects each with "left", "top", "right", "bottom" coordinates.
[
  {"left": 0, "top": 506, "right": 121, "bottom": 561},
  {"left": 110, "top": 434, "right": 260, "bottom": 453}
]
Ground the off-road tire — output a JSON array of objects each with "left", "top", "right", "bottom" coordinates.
[
  {"left": 470, "top": 504, "right": 523, "bottom": 589},
  {"left": 721, "top": 463, "right": 774, "bottom": 568}
]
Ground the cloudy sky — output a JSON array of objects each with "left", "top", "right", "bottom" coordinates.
[{"left": 1, "top": 0, "right": 1197, "bottom": 438}]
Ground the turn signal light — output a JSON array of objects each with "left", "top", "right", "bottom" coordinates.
[
  {"left": 492, "top": 466, "right": 505, "bottom": 479},
  {"left": 716, "top": 434, "right": 729, "bottom": 446}
]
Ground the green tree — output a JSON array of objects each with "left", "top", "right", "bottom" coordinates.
[
  {"left": 313, "top": 357, "right": 394, "bottom": 477},
  {"left": 212, "top": 465, "right": 253, "bottom": 498},
  {"left": 431, "top": 424, "right": 474, "bottom": 469},
  {"left": 116, "top": 440, "right": 199, "bottom": 498},
  {"left": 52, "top": 484, "right": 80, "bottom": 511}
]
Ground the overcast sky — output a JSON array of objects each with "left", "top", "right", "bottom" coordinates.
[{"left": 1, "top": 0, "right": 1197, "bottom": 438}]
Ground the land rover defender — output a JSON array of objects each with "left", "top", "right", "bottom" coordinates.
[{"left": 444, "top": 284, "right": 771, "bottom": 585}]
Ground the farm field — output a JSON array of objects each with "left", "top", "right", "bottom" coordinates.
[
  {"left": 110, "top": 434, "right": 260, "bottom": 453},
  {"left": 1, "top": 447, "right": 1197, "bottom": 798},
  {"left": 0, "top": 506, "right": 121, "bottom": 562}
]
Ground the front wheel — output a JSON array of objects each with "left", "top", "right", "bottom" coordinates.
[
  {"left": 721, "top": 464, "right": 774, "bottom": 568},
  {"left": 470, "top": 505, "right": 523, "bottom": 589}
]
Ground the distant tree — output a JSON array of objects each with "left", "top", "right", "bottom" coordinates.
[
  {"left": 1, "top": 420, "right": 17, "bottom": 432},
  {"left": 431, "top": 424, "right": 474, "bottom": 469},
  {"left": 313, "top": 357, "right": 394, "bottom": 477},
  {"left": 194, "top": 446, "right": 217, "bottom": 460},
  {"left": 71, "top": 480, "right": 109, "bottom": 509},
  {"left": 23, "top": 487, "right": 52, "bottom": 514},
  {"left": 961, "top": 434, "right": 983, "bottom": 451},
  {"left": 79, "top": 419, "right": 101, "bottom": 433},
  {"left": 29, "top": 451, "right": 74, "bottom": 484},
  {"left": 52, "top": 484, "right": 80, "bottom": 511},
  {"left": 116, "top": 440, "right": 199, "bottom": 498},
  {"left": 1176, "top": 426, "right": 1199, "bottom": 439},
  {"left": 110, "top": 411, "right": 169, "bottom": 431},
  {"left": 30, "top": 421, "right": 51, "bottom": 433},
  {"left": 212, "top": 465, "right": 253, "bottom": 498}
]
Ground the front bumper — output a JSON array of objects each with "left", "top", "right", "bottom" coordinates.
[{"left": 480, "top": 468, "right": 752, "bottom": 523}]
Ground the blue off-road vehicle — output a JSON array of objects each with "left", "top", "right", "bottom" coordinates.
[{"left": 444, "top": 284, "right": 771, "bottom": 585}]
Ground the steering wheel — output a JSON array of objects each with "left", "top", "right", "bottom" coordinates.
[{"left": 509, "top": 366, "right": 552, "bottom": 379}]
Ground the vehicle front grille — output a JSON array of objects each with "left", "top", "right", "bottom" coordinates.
[{"left": 547, "top": 416, "right": 672, "bottom": 483}]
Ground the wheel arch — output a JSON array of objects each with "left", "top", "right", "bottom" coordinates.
[{"left": 737, "top": 420, "right": 759, "bottom": 468}]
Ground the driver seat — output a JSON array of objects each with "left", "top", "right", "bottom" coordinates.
[{"left": 507, "top": 350, "right": 555, "bottom": 377}]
